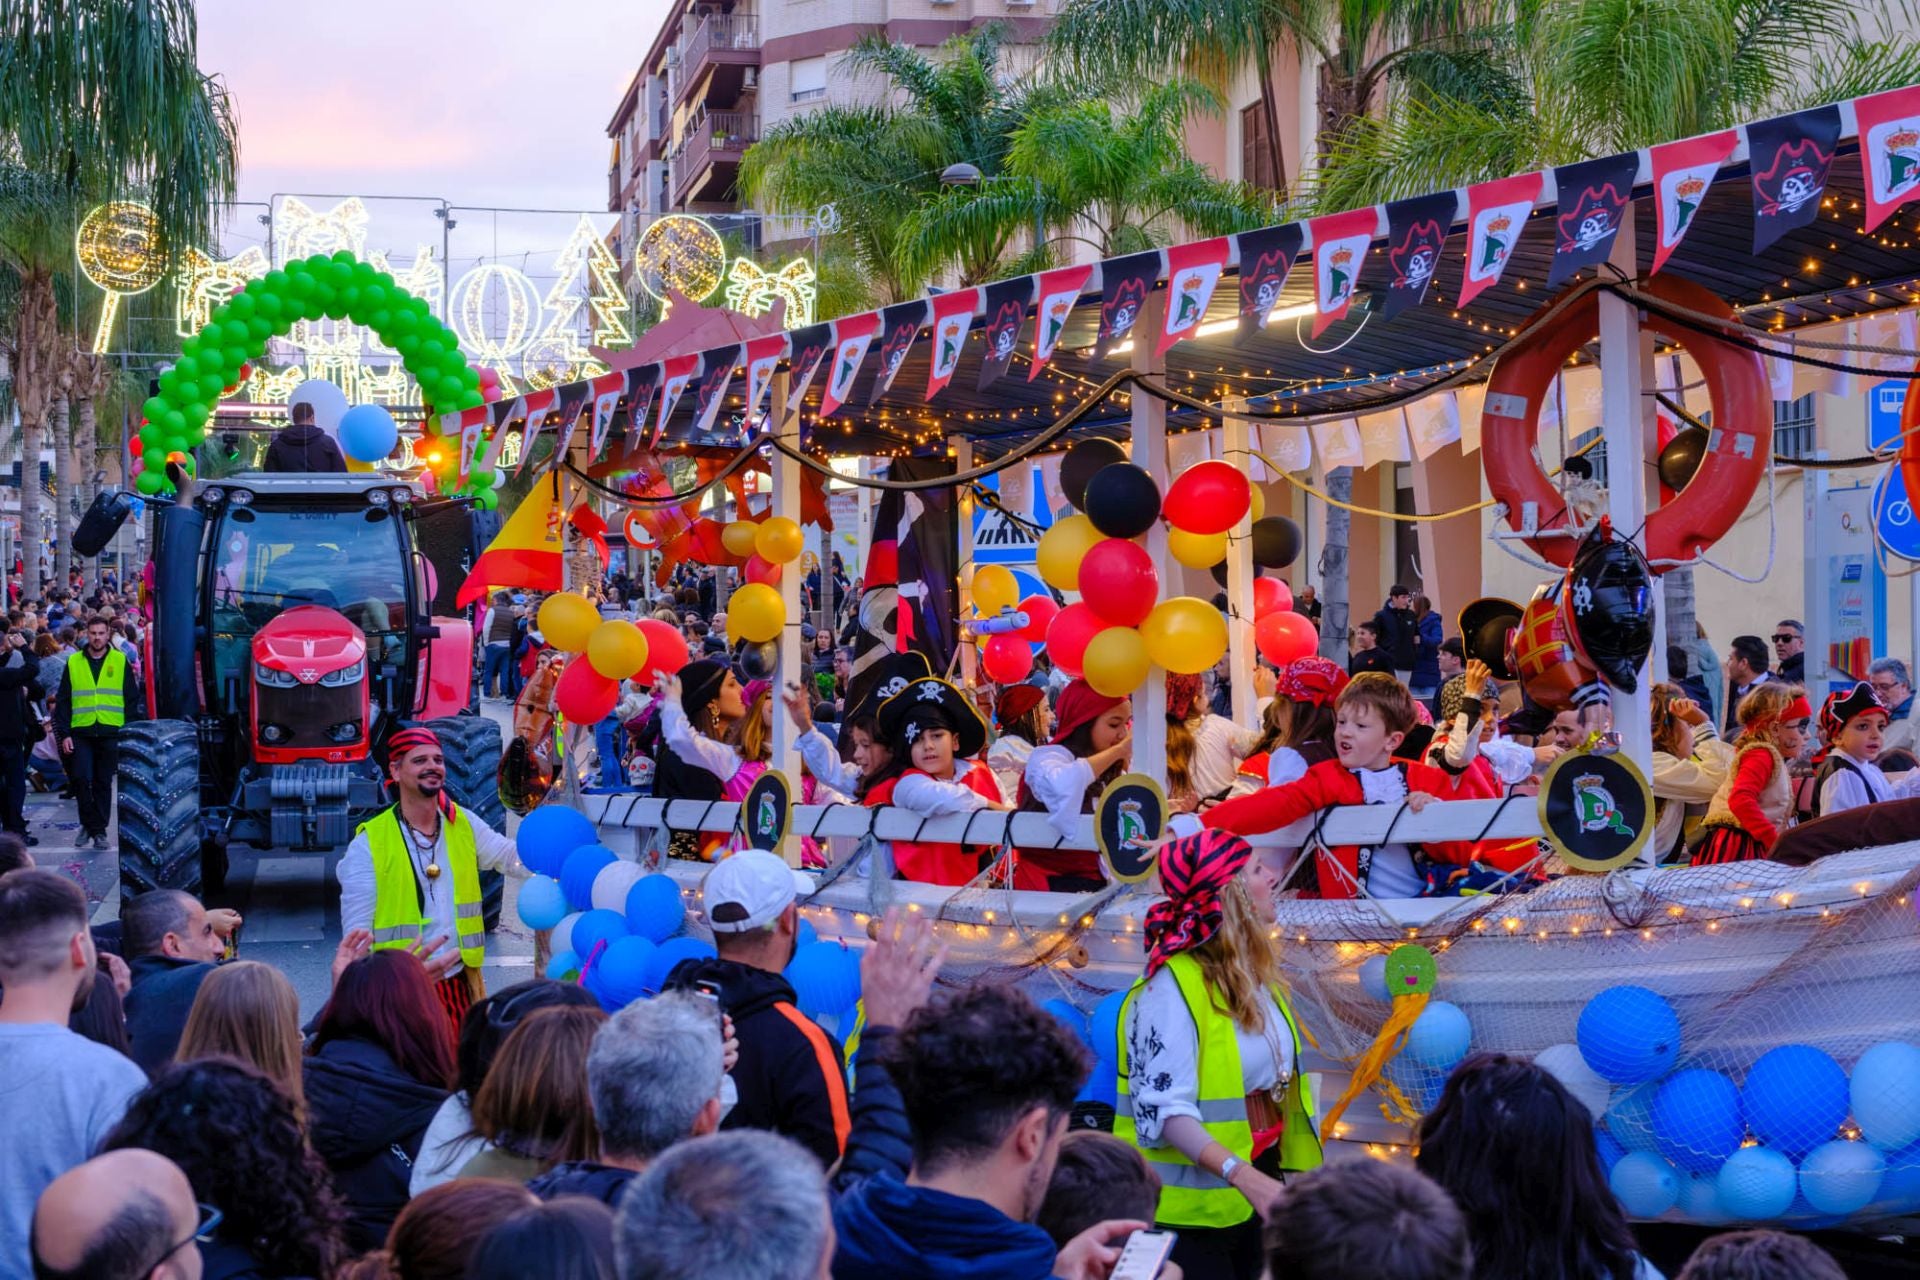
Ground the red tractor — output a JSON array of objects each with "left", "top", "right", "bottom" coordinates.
[{"left": 119, "top": 468, "right": 506, "bottom": 925}]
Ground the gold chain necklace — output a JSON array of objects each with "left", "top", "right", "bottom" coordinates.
[{"left": 402, "top": 811, "right": 443, "bottom": 880}]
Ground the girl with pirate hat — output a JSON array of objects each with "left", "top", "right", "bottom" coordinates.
[
  {"left": 1691, "top": 683, "right": 1811, "bottom": 865},
  {"left": 862, "top": 677, "right": 1008, "bottom": 884},
  {"left": 1809, "top": 682, "right": 1920, "bottom": 819},
  {"left": 1014, "top": 678, "right": 1133, "bottom": 892}
]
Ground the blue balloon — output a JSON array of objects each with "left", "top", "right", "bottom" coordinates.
[
  {"left": 519, "top": 806, "right": 597, "bottom": 878},
  {"left": 339, "top": 402, "right": 399, "bottom": 463},
  {"left": 517, "top": 874, "right": 569, "bottom": 930},
  {"left": 1610, "top": 1151, "right": 1679, "bottom": 1218},
  {"left": 785, "top": 941, "right": 861, "bottom": 1018},
  {"left": 1358, "top": 954, "right": 1390, "bottom": 1001},
  {"left": 1405, "top": 1001, "right": 1473, "bottom": 1069},
  {"left": 1874, "top": 1141, "right": 1920, "bottom": 1211},
  {"left": 1090, "top": 990, "right": 1129, "bottom": 1064},
  {"left": 1042, "top": 998, "right": 1091, "bottom": 1047},
  {"left": 1678, "top": 1174, "right": 1729, "bottom": 1225},
  {"left": 1742, "top": 1044, "right": 1848, "bottom": 1158},
  {"left": 546, "top": 949, "right": 582, "bottom": 980},
  {"left": 1578, "top": 986, "right": 1681, "bottom": 1085},
  {"left": 570, "top": 908, "right": 628, "bottom": 964},
  {"left": 1077, "top": 1069, "right": 1118, "bottom": 1108},
  {"left": 1605, "top": 1085, "right": 1663, "bottom": 1154},
  {"left": 1595, "top": 1127, "right": 1627, "bottom": 1175},
  {"left": 595, "top": 935, "right": 657, "bottom": 1009},
  {"left": 644, "top": 935, "right": 717, "bottom": 996},
  {"left": 797, "top": 918, "right": 819, "bottom": 950},
  {"left": 561, "top": 844, "right": 618, "bottom": 911},
  {"left": 624, "top": 873, "right": 687, "bottom": 943},
  {"left": 1799, "top": 1140, "right": 1886, "bottom": 1215},
  {"left": 1716, "top": 1147, "right": 1797, "bottom": 1220},
  {"left": 1851, "top": 1041, "right": 1920, "bottom": 1151},
  {"left": 1652, "top": 1069, "right": 1744, "bottom": 1174}
]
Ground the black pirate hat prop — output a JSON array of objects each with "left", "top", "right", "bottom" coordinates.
[
  {"left": 1820, "top": 682, "right": 1889, "bottom": 740},
  {"left": 1459, "top": 597, "right": 1523, "bottom": 680},
  {"left": 1564, "top": 523, "right": 1655, "bottom": 693},
  {"left": 877, "top": 677, "right": 989, "bottom": 760}
]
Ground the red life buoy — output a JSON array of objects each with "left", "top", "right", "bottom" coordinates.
[
  {"left": 1900, "top": 359, "right": 1920, "bottom": 507},
  {"left": 1482, "top": 276, "right": 1770, "bottom": 571}
]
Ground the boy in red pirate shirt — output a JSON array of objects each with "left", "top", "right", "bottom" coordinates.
[
  {"left": 1185, "top": 673, "right": 1503, "bottom": 899},
  {"left": 862, "top": 677, "right": 1009, "bottom": 884}
]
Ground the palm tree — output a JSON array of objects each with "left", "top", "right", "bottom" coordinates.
[{"left": 0, "top": 0, "right": 238, "bottom": 598}]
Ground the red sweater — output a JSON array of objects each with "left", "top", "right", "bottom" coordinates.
[{"left": 865, "top": 762, "right": 1004, "bottom": 885}]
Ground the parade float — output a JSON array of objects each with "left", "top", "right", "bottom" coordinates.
[{"left": 456, "top": 88, "right": 1920, "bottom": 1230}]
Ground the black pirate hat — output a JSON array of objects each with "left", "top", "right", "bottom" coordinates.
[
  {"left": 1820, "top": 682, "right": 1889, "bottom": 740},
  {"left": 1564, "top": 525, "right": 1655, "bottom": 693},
  {"left": 877, "top": 677, "right": 989, "bottom": 760},
  {"left": 1459, "top": 597, "right": 1523, "bottom": 680}
]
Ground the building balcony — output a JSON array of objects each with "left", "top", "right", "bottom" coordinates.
[
  {"left": 676, "top": 14, "right": 759, "bottom": 109},
  {"left": 672, "top": 109, "right": 757, "bottom": 206}
]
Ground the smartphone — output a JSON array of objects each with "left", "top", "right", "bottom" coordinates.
[{"left": 1108, "top": 1229, "right": 1178, "bottom": 1280}]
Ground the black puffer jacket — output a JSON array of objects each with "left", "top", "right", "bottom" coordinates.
[
  {"left": 263, "top": 423, "right": 347, "bottom": 473},
  {"left": 303, "top": 1037, "right": 447, "bottom": 1251}
]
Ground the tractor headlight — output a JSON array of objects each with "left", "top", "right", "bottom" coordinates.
[
  {"left": 229, "top": 488, "right": 253, "bottom": 506},
  {"left": 389, "top": 486, "right": 414, "bottom": 505},
  {"left": 202, "top": 486, "right": 226, "bottom": 506},
  {"left": 368, "top": 488, "right": 391, "bottom": 507},
  {"left": 259, "top": 723, "right": 291, "bottom": 744},
  {"left": 254, "top": 662, "right": 299, "bottom": 688},
  {"left": 318, "top": 659, "right": 365, "bottom": 687},
  {"left": 327, "top": 720, "right": 363, "bottom": 743}
]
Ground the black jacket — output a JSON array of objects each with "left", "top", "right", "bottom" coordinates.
[
  {"left": 303, "top": 1037, "right": 448, "bottom": 1251},
  {"left": 1371, "top": 603, "right": 1418, "bottom": 669},
  {"left": 125, "top": 953, "right": 216, "bottom": 1075},
  {"left": 0, "top": 649, "right": 40, "bottom": 745},
  {"left": 663, "top": 957, "right": 849, "bottom": 1168},
  {"left": 527, "top": 1160, "right": 639, "bottom": 1208},
  {"left": 263, "top": 423, "right": 347, "bottom": 473}
]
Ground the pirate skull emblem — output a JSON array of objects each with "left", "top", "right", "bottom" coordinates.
[
  {"left": 877, "top": 675, "right": 910, "bottom": 700},
  {"left": 915, "top": 680, "right": 945, "bottom": 702}
]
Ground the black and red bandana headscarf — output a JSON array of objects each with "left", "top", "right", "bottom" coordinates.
[
  {"left": 1143, "top": 829, "right": 1253, "bottom": 976},
  {"left": 386, "top": 726, "right": 455, "bottom": 816}
]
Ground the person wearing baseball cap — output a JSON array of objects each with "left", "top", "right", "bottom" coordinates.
[{"left": 660, "top": 850, "right": 850, "bottom": 1168}]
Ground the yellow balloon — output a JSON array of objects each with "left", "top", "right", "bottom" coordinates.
[
  {"left": 1249, "top": 485, "right": 1267, "bottom": 523},
  {"left": 1036, "top": 514, "right": 1101, "bottom": 592},
  {"left": 754, "top": 516, "right": 804, "bottom": 565},
  {"left": 1168, "top": 527, "right": 1229, "bottom": 570},
  {"left": 1083, "top": 626, "right": 1151, "bottom": 696},
  {"left": 1142, "top": 597, "right": 1229, "bottom": 675},
  {"left": 728, "top": 582, "right": 786, "bottom": 643},
  {"left": 587, "top": 619, "right": 650, "bottom": 680},
  {"left": 538, "top": 592, "right": 600, "bottom": 653},
  {"left": 721, "top": 520, "right": 760, "bottom": 559},
  {"left": 973, "top": 564, "right": 1018, "bottom": 615}
]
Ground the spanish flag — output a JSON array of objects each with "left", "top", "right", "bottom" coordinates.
[{"left": 456, "top": 472, "right": 565, "bottom": 607}]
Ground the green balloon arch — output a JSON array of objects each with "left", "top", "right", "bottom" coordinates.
[{"left": 139, "top": 250, "right": 493, "bottom": 504}]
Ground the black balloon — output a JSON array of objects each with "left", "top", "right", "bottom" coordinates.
[
  {"left": 1458, "top": 597, "right": 1523, "bottom": 680},
  {"left": 1083, "top": 462, "right": 1162, "bottom": 539},
  {"left": 1250, "top": 516, "right": 1302, "bottom": 569},
  {"left": 1565, "top": 529, "right": 1655, "bottom": 693},
  {"left": 1209, "top": 559, "right": 1267, "bottom": 588},
  {"left": 1060, "top": 437, "right": 1128, "bottom": 510},
  {"left": 1657, "top": 426, "right": 1709, "bottom": 492},
  {"left": 735, "top": 638, "right": 780, "bottom": 680}
]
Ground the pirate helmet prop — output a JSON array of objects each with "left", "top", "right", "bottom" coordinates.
[
  {"left": 1513, "top": 587, "right": 1607, "bottom": 714},
  {"left": 1562, "top": 523, "right": 1655, "bottom": 694},
  {"left": 877, "top": 677, "right": 990, "bottom": 760},
  {"left": 1459, "top": 597, "right": 1524, "bottom": 680},
  {"left": 1820, "top": 682, "right": 1889, "bottom": 740}
]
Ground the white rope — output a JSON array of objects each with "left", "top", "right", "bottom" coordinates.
[
  {"left": 1646, "top": 458, "right": 1780, "bottom": 584},
  {"left": 1484, "top": 502, "right": 1570, "bottom": 574}
]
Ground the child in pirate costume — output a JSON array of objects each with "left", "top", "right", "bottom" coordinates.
[
  {"left": 863, "top": 677, "right": 1009, "bottom": 884},
  {"left": 1691, "top": 683, "right": 1811, "bottom": 864},
  {"left": 986, "top": 683, "right": 1051, "bottom": 805},
  {"left": 1016, "top": 679, "right": 1134, "bottom": 892},
  {"left": 1810, "top": 682, "right": 1920, "bottom": 818},
  {"left": 649, "top": 658, "right": 745, "bottom": 860}
]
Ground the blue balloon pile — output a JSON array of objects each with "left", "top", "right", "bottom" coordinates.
[{"left": 785, "top": 941, "right": 862, "bottom": 1018}]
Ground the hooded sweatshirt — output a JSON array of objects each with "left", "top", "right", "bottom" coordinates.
[
  {"left": 262, "top": 422, "right": 347, "bottom": 473},
  {"left": 832, "top": 1174, "right": 1062, "bottom": 1280},
  {"left": 302, "top": 1037, "right": 448, "bottom": 1251}
]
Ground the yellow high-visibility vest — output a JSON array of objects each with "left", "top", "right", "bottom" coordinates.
[
  {"left": 359, "top": 806, "right": 485, "bottom": 971},
  {"left": 67, "top": 649, "right": 127, "bottom": 729}
]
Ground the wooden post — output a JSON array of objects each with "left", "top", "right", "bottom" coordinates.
[
  {"left": 1224, "top": 412, "right": 1258, "bottom": 725},
  {"left": 770, "top": 367, "right": 804, "bottom": 864},
  {"left": 1599, "top": 209, "right": 1654, "bottom": 773},
  {"left": 1132, "top": 291, "right": 1170, "bottom": 781},
  {"left": 954, "top": 435, "right": 977, "bottom": 687}
]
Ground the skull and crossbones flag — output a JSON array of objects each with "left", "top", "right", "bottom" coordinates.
[
  {"left": 1233, "top": 222, "right": 1303, "bottom": 345},
  {"left": 1748, "top": 105, "right": 1841, "bottom": 253},
  {"left": 1379, "top": 193, "right": 1455, "bottom": 322},
  {"left": 1547, "top": 151, "right": 1637, "bottom": 287}
]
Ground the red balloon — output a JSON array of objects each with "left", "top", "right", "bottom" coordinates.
[
  {"left": 555, "top": 656, "right": 619, "bottom": 723},
  {"left": 1046, "top": 602, "right": 1104, "bottom": 678},
  {"left": 1163, "top": 460, "right": 1252, "bottom": 535},
  {"left": 635, "top": 618, "right": 690, "bottom": 683},
  {"left": 981, "top": 634, "right": 1034, "bottom": 683},
  {"left": 1252, "top": 577, "right": 1293, "bottom": 620},
  {"left": 1017, "top": 594, "right": 1060, "bottom": 643},
  {"left": 128, "top": 435, "right": 144, "bottom": 457},
  {"left": 1255, "top": 611, "right": 1319, "bottom": 666},
  {"left": 744, "top": 554, "right": 782, "bottom": 587},
  {"left": 1078, "top": 538, "right": 1159, "bottom": 627}
]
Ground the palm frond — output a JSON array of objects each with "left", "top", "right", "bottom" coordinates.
[{"left": 1801, "top": 37, "right": 1920, "bottom": 110}]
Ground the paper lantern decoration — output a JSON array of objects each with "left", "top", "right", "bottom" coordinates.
[
  {"left": 727, "top": 583, "right": 785, "bottom": 643},
  {"left": 587, "top": 620, "right": 650, "bottom": 681},
  {"left": 1079, "top": 538, "right": 1159, "bottom": 628},
  {"left": 1742, "top": 1044, "right": 1849, "bottom": 1159},
  {"left": 1163, "top": 460, "right": 1250, "bottom": 535},
  {"left": 1046, "top": 602, "right": 1104, "bottom": 678},
  {"left": 754, "top": 515, "right": 804, "bottom": 564},
  {"left": 556, "top": 657, "right": 620, "bottom": 724},
  {"left": 517, "top": 805, "right": 597, "bottom": 878},
  {"left": 1141, "top": 597, "right": 1228, "bottom": 675},
  {"left": 981, "top": 634, "right": 1034, "bottom": 683},
  {"left": 1037, "top": 514, "right": 1102, "bottom": 592},
  {"left": 1255, "top": 611, "right": 1318, "bottom": 666},
  {"left": 1577, "top": 985, "right": 1681, "bottom": 1085},
  {"left": 1168, "top": 527, "right": 1229, "bottom": 569},
  {"left": 1082, "top": 627, "right": 1150, "bottom": 696},
  {"left": 539, "top": 593, "right": 601, "bottom": 653},
  {"left": 1083, "top": 463, "right": 1162, "bottom": 539},
  {"left": 973, "top": 564, "right": 1018, "bottom": 615}
]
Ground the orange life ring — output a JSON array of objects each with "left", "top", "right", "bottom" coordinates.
[
  {"left": 1900, "top": 359, "right": 1920, "bottom": 506},
  {"left": 1482, "top": 276, "right": 1770, "bottom": 571}
]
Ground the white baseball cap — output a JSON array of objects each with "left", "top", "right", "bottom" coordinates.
[{"left": 701, "top": 849, "right": 815, "bottom": 933}]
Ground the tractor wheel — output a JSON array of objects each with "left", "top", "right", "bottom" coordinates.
[
  {"left": 426, "top": 714, "right": 506, "bottom": 932},
  {"left": 118, "top": 719, "right": 205, "bottom": 906}
]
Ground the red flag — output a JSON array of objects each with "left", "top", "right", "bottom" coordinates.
[
  {"left": 1459, "top": 172, "right": 1542, "bottom": 308},
  {"left": 1650, "top": 132, "right": 1735, "bottom": 276},
  {"left": 1157, "top": 238, "right": 1230, "bottom": 355},
  {"left": 568, "top": 502, "right": 610, "bottom": 570},
  {"left": 925, "top": 288, "right": 979, "bottom": 400},
  {"left": 820, "top": 312, "right": 881, "bottom": 418},
  {"left": 1857, "top": 85, "right": 1920, "bottom": 234},
  {"left": 1307, "top": 209, "right": 1377, "bottom": 337}
]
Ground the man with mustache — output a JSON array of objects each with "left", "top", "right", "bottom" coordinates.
[{"left": 336, "top": 726, "right": 524, "bottom": 1033}]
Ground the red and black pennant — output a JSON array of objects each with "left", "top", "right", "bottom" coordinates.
[
  {"left": 1547, "top": 151, "right": 1638, "bottom": 286},
  {"left": 1233, "top": 223, "right": 1303, "bottom": 345},
  {"left": 1748, "top": 105, "right": 1841, "bottom": 253},
  {"left": 1095, "top": 251, "right": 1162, "bottom": 359},
  {"left": 977, "top": 277, "right": 1033, "bottom": 391},
  {"left": 1380, "top": 192, "right": 1455, "bottom": 321}
]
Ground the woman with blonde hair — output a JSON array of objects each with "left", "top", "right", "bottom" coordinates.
[
  {"left": 178, "top": 959, "right": 307, "bottom": 1115},
  {"left": 1692, "top": 682, "right": 1811, "bottom": 864},
  {"left": 1116, "top": 829, "right": 1321, "bottom": 1280}
]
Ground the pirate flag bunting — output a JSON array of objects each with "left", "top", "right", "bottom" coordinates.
[
  {"left": 1649, "top": 131, "right": 1736, "bottom": 275},
  {"left": 1307, "top": 207, "right": 1377, "bottom": 337},
  {"left": 925, "top": 288, "right": 979, "bottom": 401},
  {"left": 587, "top": 370, "right": 625, "bottom": 460},
  {"left": 691, "top": 343, "right": 741, "bottom": 436},
  {"left": 977, "top": 276, "right": 1034, "bottom": 390},
  {"left": 1547, "top": 152, "right": 1637, "bottom": 287},
  {"left": 1157, "top": 237, "right": 1230, "bottom": 355},
  {"left": 1095, "top": 250, "right": 1162, "bottom": 358},
  {"left": 741, "top": 334, "right": 787, "bottom": 423},
  {"left": 867, "top": 300, "right": 929, "bottom": 404},
  {"left": 652, "top": 354, "right": 700, "bottom": 445},
  {"left": 1857, "top": 85, "right": 1920, "bottom": 234},
  {"left": 1029, "top": 265, "right": 1092, "bottom": 379},
  {"left": 820, "top": 312, "right": 881, "bottom": 418},
  {"left": 1233, "top": 222, "right": 1303, "bottom": 344},
  {"left": 784, "top": 322, "right": 833, "bottom": 413},
  {"left": 512, "top": 388, "right": 558, "bottom": 476},
  {"left": 449, "top": 405, "right": 488, "bottom": 488},
  {"left": 1748, "top": 105, "right": 1840, "bottom": 252},
  {"left": 1380, "top": 193, "right": 1455, "bottom": 322},
  {"left": 1460, "top": 172, "right": 1540, "bottom": 307},
  {"left": 547, "top": 381, "right": 589, "bottom": 471}
]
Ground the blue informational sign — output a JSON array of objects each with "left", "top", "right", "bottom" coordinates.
[
  {"left": 1873, "top": 465, "right": 1920, "bottom": 562},
  {"left": 1869, "top": 380, "right": 1908, "bottom": 452},
  {"left": 971, "top": 463, "right": 1054, "bottom": 567}
]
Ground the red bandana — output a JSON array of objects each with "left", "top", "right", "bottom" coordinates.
[{"left": 1144, "top": 829, "right": 1253, "bottom": 976}]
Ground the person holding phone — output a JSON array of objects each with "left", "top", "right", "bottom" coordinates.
[{"left": 1116, "top": 829, "right": 1322, "bottom": 1280}]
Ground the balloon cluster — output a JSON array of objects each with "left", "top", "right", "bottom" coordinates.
[
  {"left": 969, "top": 566, "right": 1057, "bottom": 683},
  {"left": 538, "top": 592, "right": 689, "bottom": 723},
  {"left": 1561, "top": 984, "right": 1919, "bottom": 1223},
  {"left": 1027, "top": 439, "right": 1306, "bottom": 696},
  {"left": 140, "top": 251, "right": 489, "bottom": 504}
]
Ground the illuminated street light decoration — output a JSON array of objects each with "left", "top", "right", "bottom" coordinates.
[
  {"left": 76, "top": 201, "right": 165, "bottom": 353},
  {"left": 634, "top": 214, "right": 726, "bottom": 305},
  {"left": 522, "top": 216, "right": 623, "bottom": 388},
  {"left": 276, "top": 196, "right": 369, "bottom": 260},
  {"left": 449, "top": 263, "right": 542, "bottom": 393},
  {"left": 174, "top": 245, "right": 268, "bottom": 337},
  {"left": 366, "top": 246, "right": 444, "bottom": 356},
  {"left": 725, "top": 256, "right": 818, "bottom": 327}
]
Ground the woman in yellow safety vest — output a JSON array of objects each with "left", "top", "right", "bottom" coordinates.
[{"left": 1115, "top": 828, "right": 1321, "bottom": 1280}]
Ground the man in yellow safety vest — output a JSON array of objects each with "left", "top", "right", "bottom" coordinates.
[
  {"left": 336, "top": 725, "right": 524, "bottom": 1034},
  {"left": 55, "top": 615, "right": 141, "bottom": 849}
]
